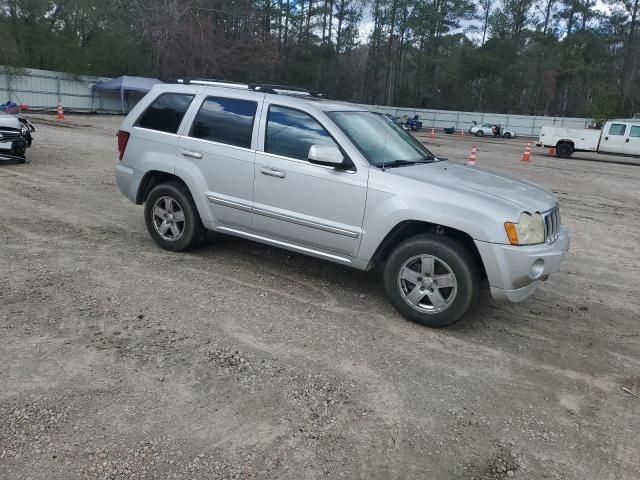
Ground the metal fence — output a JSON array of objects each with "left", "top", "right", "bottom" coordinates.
[
  {"left": 1, "top": 66, "right": 591, "bottom": 134},
  {"left": 364, "top": 105, "right": 590, "bottom": 137},
  {"left": 0, "top": 66, "right": 142, "bottom": 113}
]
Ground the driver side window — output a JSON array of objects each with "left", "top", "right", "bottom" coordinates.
[{"left": 265, "top": 106, "right": 337, "bottom": 161}]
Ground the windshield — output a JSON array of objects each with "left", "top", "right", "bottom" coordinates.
[{"left": 327, "top": 111, "right": 437, "bottom": 167}]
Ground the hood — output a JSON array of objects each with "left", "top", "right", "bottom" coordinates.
[
  {"left": 0, "top": 112, "right": 21, "bottom": 129},
  {"left": 386, "top": 161, "right": 557, "bottom": 213}
]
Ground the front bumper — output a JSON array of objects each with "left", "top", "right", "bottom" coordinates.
[
  {"left": 475, "top": 226, "right": 570, "bottom": 303},
  {"left": 0, "top": 137, "right": 26, "bottom": 151}
]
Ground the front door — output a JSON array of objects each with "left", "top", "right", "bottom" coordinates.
[
  {"left": 252, "top": 104, "right": 367, "bottom": 258},
  {"left": 600, "top": 123, "right": 628, "bottom": 154},
  {"left": 176, "top": 94, "right": 262, "bottom": 230},
  {"left": 623, "top": 124, "right": 640, "bottom": 156}
]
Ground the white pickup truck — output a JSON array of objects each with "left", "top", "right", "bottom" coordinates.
[{"left": 537, "top": 120, "right": 640, "bottom": 158}]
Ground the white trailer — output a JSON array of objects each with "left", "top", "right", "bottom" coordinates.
[{"left": 537, "top": 120, "right": 640, "bottom": 158}]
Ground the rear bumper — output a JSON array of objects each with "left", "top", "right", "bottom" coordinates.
[
  {"left": 116, "top": 164, "right": 141, "bottom": 202},
  {"left": 475, "top": 226, "right": 570, "bottom": 303}
]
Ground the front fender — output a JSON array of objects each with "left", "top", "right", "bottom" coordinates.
[{"left": 357, "top": 187, "right": 511, "bottom": 263}]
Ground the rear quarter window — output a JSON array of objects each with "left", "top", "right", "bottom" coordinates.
[{"left": 137, "top": 93, "right": 194, "bottom": 134}]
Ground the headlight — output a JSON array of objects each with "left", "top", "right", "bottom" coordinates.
[
  {"left": 21, "top": 126, "right": 27, "bottom": 135},
  {"left": 504, "top": 212, "right": 545, "bottom": 245}
]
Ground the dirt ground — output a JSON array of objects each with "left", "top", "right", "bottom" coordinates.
[{"left": 1, "top": 114, "right": 639, "bottom": 480}]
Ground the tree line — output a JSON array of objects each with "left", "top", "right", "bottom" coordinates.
[{"left": 1, "top": 0, "right": 639, "bottom": 119}]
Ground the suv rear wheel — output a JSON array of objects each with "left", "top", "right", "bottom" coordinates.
[
  {"left": 144, "top": 182, "right": 204, "bottom": 252},
  {"left": 383, "top": 234, "right": 480, "bottom": 327}
]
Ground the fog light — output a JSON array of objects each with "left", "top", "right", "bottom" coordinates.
[{"left": 530, "top": 259, "right": 545, "bottom": 279}]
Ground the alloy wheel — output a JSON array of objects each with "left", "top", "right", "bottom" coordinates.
[
  {"left": 152, "top": 196, "right": 186, "bottom": 241},
  {"left": 397, "top": 254, "right": 458, "bottom": 314}
]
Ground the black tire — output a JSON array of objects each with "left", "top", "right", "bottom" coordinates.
[
  {"left": 475, "top": 130, "right": 484, "bottom": 137},
  {"left": 383, "top": 234, "right": 480, "bottom": 328},
  {"left": 144, "top": 181, "right": 205, "bottom": 252},
  {"left": 556, "top": 142, "right": 573, "bottom": 158},
  {"left": 503, "top": 132, "right": 512, "bottom": 139}
]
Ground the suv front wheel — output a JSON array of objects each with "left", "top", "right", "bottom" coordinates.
[
  {"left": 383, "top": 234, "right": 480, "bottom": 327},
  {"left": 144, "top": 182, "right": 205, "bottom": 252}
]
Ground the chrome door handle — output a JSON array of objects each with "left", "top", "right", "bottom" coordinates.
[
  {"left": 260, "top": 167, "right": 285, "bottom": 179},
  {"left": 181, "top": 150, "right": 203, "bottom": 159}
]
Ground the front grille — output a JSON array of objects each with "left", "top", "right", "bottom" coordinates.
[
  {"left": 0, "top": 129, "right": 22, "bottom": 142},
  {"left": 543, "top": 205, "right": 561, "bottom": 243}
]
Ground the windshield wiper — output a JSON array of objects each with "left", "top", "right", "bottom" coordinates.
[
  {"left": 382, "top": 158, "right": 434, "bottom": 169},
  {"left": 382, "top": 160, "right": 418, "bottom": 168}
]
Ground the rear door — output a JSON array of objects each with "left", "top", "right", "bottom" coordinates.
[
  {"left": 176, "top": 93, "right": 263, "bottom": 230},
  {"left": 623, "top": 124, "right": 640, "bottom": 156},
  {"left": 600, "top": 122, "right": 628, "bottom": 154}
]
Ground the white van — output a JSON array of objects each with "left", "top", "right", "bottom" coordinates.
[{"left": 537, "top": 120, "right": 640, "bottom": 158}]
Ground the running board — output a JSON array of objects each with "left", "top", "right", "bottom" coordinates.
[{"left": 216, "top": 226, "right": 353, "bottom": 264}]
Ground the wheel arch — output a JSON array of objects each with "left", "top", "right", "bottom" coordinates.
[
  {"left": 555, "top": 139, "right": 575, "bottom": 148},
  {"left": 367, "top": 220, "right": 487, "bottom": 279},
  {"left": 136, "top": 170, "right": 189, "bottom": 205}
]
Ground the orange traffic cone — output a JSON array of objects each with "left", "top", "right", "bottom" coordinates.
[
  {"left": 548, "top": 147, "right": 556, "bottom": 156},
  {"left": 468, "top": 145, "right": 478, "bottom": 166},
  {"left": 431, "top": 128, "right": 435, "bottom": 139},
  {"left": 56, "top": 102, "right": 65, "bottom": 120},
  {"left": 522, "top": 143, "right": 531, "bottom": 162}
]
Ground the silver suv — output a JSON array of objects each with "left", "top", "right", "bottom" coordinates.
[{"left": 116, "top": 81, "right": 570, "bottom": 327}]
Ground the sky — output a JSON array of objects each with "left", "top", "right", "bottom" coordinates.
[{"left": 355, "top": 0, "right": 613, "bottom": 44}]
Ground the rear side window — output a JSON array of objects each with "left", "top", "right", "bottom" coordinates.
[
  {"left": 609, "top": 123, "right": 626, "bottom": 136},
  {"left": 265, "top": 106, "right": 337, "bottom": 161},
  {"left": 630, "top": 126, "right": 640, "bottom": 138},
  {"left": 137, "top": 93, "right": 194, "bottom": 134},
  {"left": 190, "top": 97, "right": 257, "bottom": 149}
]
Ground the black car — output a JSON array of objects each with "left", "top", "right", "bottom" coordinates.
[{"left": 0, "top": 112, "right": 35, "bottom": 162}]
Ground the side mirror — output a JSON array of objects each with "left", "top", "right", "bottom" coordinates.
[{"left": 308, "top": 144, "right": 346, "bottom": 168}]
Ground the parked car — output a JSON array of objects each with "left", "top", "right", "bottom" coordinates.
[
  {"left": 116, "top": 81, "right": 569, "bottom": 327},
  {"left": 469, "top": 122, "right": 516, "bottom": 138},
  {"left": 0, "top": 111, "right": 34, "bottom": 162},
  {"left": 537, "top": 120, "right": 640, "bottom": 158}
]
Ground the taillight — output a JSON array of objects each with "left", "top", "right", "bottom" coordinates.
[{"left": 117, "top": 130, "right": 130, "bottom": 161}]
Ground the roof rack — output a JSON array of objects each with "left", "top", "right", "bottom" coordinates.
[
  {"left": 177, "top": 78, "right": 332, "bottom": 99},
  {"left": 177, "top": 78, "right": 248, "bottom": 89}
]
